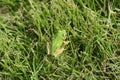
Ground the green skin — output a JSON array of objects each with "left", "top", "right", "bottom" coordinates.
[{"left": 51, "top": 30, "right": 66, "bottom": 55}]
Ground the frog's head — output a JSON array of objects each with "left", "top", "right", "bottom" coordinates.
[{"left": 58, "top": 30, "right": 66, "bottom": 37}]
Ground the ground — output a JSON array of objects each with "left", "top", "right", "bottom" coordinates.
[{"left": 0, "top": 0, "right": 120, "bottom": 80}]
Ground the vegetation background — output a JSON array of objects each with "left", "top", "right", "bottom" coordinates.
[{"left": 0, "top": 0, "right": 120, "bottom": 79}]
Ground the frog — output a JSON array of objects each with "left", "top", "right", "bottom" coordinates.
[{"left": 47, "top": 30, "right": 69, "bottom": 57}]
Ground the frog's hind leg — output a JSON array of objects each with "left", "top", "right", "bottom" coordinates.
[
  {"left": 47, "top": 42, "right": 51, "bottom": 55},
  {"left": 53, "top": 48, "right": 65, "bottom": 57}
]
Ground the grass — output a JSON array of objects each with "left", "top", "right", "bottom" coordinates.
[{"left": 0, "top": 0, "right": 120, "bottom": 80}]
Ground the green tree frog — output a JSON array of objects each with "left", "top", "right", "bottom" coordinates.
[{"left": 47, "top": 30, "right": 69, "bottom": 57}]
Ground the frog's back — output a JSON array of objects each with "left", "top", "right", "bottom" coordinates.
[{"left": 51, "top": 30, "right": 66, "bottom": 54}]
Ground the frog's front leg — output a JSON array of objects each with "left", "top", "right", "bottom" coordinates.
[{"left": 63, "top": 41, "right": 70, "bottom": 46}]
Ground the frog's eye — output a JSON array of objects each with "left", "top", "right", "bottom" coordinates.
[{"left": 64, "top": 32, "right": 66, "bottom": 37}]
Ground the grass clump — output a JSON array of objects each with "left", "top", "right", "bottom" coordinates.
[{"left": 0, "top": 0, "right": 120, "bottom": 80}]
